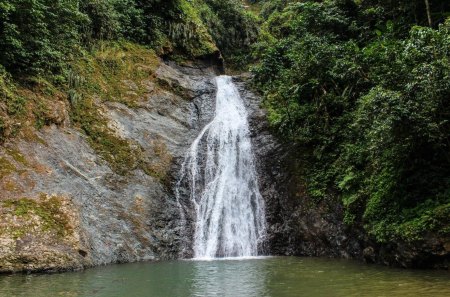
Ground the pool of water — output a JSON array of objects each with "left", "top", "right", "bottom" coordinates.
[{"left": 1, "top": 257, "right": 449, "bottom": 297}]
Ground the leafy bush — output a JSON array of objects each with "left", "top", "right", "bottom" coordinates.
[
  {"left": 253, "top": 0, "right": 450, "bottom": 242},
  {"left": 199, "top": 0, "right": 260, "bottom": 66},
  {"left": 0, "top": 0, "right": 87, "bottom": 76}
]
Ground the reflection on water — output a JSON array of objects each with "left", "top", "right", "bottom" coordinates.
[
  {"left": 1, "top": 257, "right": 449, "bottom": 297},
  {"left": 190, "top": 257, "right": 267, "bottom": 297}
]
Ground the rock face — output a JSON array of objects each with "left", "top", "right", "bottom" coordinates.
[{"left": 0, "top": 60, "right": 218, "bottom": 273}]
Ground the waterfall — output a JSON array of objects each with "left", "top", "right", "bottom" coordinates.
[{"left": 176, "top": 75, "right": 266, "bottom": 259}]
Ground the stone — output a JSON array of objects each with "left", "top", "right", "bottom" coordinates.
[{"left": 363, "top": 246, "right": 376, "bottom": 263}]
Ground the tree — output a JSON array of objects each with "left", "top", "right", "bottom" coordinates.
[
  {"left": 0, "top": 0, "right": 87, "bottom": 76},
  {"left": 424, "top": 0, "right": 432, "bottom": 26}
]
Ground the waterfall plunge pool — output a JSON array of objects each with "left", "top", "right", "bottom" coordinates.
[{"left": 1, "top": 257, "right": 449, "bottom": 297}]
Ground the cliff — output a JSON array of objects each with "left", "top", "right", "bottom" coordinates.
[{"left": 0, "top": 54, "right": 220, "bottom": 273}]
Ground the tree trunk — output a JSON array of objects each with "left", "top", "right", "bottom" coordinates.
[{"left": 424, "top": 0, "right": 432, "bottom": 27}]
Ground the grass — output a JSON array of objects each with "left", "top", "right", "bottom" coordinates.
[
  {"left": 6, "top": 148, "right": 29, "bottom": 166},
  {"left": 70, "top": 41, "right": 160, "bottom": 108},
  {"left": 1, "top": 66, "right": 68, "bottom": 142}
]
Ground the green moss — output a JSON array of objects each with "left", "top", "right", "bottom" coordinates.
[
  {"left": 70, "top": 96, "right": 141, "bottom": 175},
  {"left": 0, "top": 157, "right": 15, "bottom": 179},
  {"left": 2, "top": 196, "right": 72, "bottom": 239},
  {"left": 71, "top": 41, "right": 160, "bottom": 108},
  {"left": 141, "top": 138, "right": 173, "bottom": 182},
  {"left": 6, "top": 148, "right": 29, "bottom": 167},
  {"left": 68, "top": 41, "right": 161, "bottom": 175}
]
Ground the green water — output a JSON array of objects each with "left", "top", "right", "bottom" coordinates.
[{"left": 1, "top": 257, "right": 449, "bottom": 297}]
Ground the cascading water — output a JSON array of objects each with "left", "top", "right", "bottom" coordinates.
[{"left": 176, "top": 75, "right": 266, "bottom": 259}]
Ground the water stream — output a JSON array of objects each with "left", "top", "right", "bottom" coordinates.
[{"left": 176, "top": 75, "right": 265, "bottom": 258}]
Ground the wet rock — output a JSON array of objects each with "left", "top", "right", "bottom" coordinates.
[
  {"left": 156, "top": 62, "right": 215, "bottom": 101},
  {"left": 363, "top": 247, "right": 376, "bottom": 263},
  {"left": 374, "top": 235, "right": 450, "bottom": 269}
]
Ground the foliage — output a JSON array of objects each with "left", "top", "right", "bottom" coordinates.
[
  {"left": 253, "top": 0, "right": 450, "bottom": 242},
  {"left": 198, "top": 0, "right": 260, "bottom": 67},
  {"left": 70, "top": 41, "right": 159, "bottom": 107},
  {"left": 0, "top": 65, "right": 25, "bottom": 141},
  {"left": 0, "top": 0, "right": 255, "bottom": 78},
  {"left": 0, "top": 0, "right": 87, "bottom": 76}
]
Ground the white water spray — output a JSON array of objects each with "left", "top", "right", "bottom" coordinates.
[{"left": 176, "top": 75, "right": 266, "bottom": 259}]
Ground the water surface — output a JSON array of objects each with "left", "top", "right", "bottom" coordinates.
[{"left": 1, "top": 257, "right": 449, "bottom": 297}]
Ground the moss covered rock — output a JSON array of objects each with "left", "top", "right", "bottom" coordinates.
[{"left": 0, "top": 195, "right": 91, "bottom": 273}]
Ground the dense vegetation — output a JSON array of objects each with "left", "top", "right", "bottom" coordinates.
[
  {"left": 0, "top": 0, "right": 257, "bottom": 78},
  {"left": 252, "top": 0, "right": 450, "bottom": 242}
]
